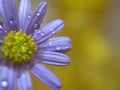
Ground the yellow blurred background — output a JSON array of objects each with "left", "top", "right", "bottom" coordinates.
[{"left": 27, "top": 0, "right": 120, "bottom": 90}]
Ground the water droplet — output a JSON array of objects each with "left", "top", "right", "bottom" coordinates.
[
  {"left": 34, "top": 24, "right": 40, "bottom": 29},
  {"left": 9, "top": 17, "right": 14, "bottom": 24},
  {"left": 36, "top": 13, "right": 40, "bottom": 16},
  {"left": 66, "top": 45, "right": 69, "bottom": 48},
  {"left": 9, "top": 20, "right": 13, "bottom": 24},
  {"left": 40, "top": 33, "right": 44, "bottom": 36},
  {"left": 48, "top": 42, "right": 52, "bottom": 45},
  {"left": 65, "top": 45, "right": 72, "bottom": 49},
  {"left": 0, "top": 25, "right": 3, "bottom": 29},
  {"left": 28, "top": 14, "right": 31, "bottom": 19},
  {"left": 20, "top": 6, "right": 23, "bottom": 10},
  {"left": 34, "top": 30, "right": 38, "bottom": 33},
  {"left": 50, "top": 29, "right": 55, "bottom": 34},
  {"left": 1, "top": 80, "right": 8, "bottom": 87},
  {"left": 56, "top": 46, "right": 61, "bottom": 50}
]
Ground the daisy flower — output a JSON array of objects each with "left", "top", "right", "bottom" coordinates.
[{"left": 0, "top": 0, "right": 72, "bottom": 90}]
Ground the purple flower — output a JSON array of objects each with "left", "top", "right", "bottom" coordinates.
[{"left": 0, "top": 0, "right": 72, "bottom": 90}]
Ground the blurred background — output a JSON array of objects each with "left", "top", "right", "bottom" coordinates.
[{"left": 22, "top": 0, "right": 120, "bottom": 90}]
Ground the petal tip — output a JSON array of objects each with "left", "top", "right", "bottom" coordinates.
[
  {"left": 66, "top": 57, "right": 71, "bottom": 65},
  {"left": 41, "top": 1, "right": 47, "bottom": 6},
  {"left": 53, "top": 19, "right": 65, "bottom": 29},
  {"left": 55, "top": 19, "right": 64, "bottom": 24},
  {"left": 57, "top": 83, "right": 62, "bottom": 89}
]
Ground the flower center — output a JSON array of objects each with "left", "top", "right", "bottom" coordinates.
[{"left": 1, "top": 30, "right": 37, "bottom": 65}]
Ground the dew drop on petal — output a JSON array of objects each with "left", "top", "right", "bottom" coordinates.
[
  {"left": 50, "top": 29, "right": 56, "bottom": 34},
  {"left": 48, "top": 42, "right": 52, "bottom": 45},
  {"left": 9, "top": 20, "right": 13, "bottom": 24},
  {"left": 1, "top": 80, "right": 8, "bottom": 87},
  {"left": 66, "top": 45, "right": 72, "bottom": 49},
  {"left": 65, "top": 45, "right": 69, "bottom": 49},
  {"left": 36, "top": 13, "right": 40, "bottom": 16},
  {"left": 40, "top": 33, "right": 45, "bottom": 36},
  {"left": 27, "top": 14, "right": 31, "bottom": 19},
  {"left": 34, "top": 24, "right": 40, "bottom": 29},
  {"left": 56, "top": 46, "right": 61, "bottom": 50},
  {"left": 9, "top": 17, "right": 14, "bottom": 24},
  {"left": 0, "top": 25, "right": 3, "bottom": 30},
  {"left": 20, "top": 6, "right": 23, "bottom": 10}
]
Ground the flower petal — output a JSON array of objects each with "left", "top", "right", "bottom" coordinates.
[
  {"left": 0, "top": 66, "right": 15, "bottom": 90},
  {"left": 17, "top": 71, "right": 33, "bottom": 90},
  {"left": 36, "top": 51, "right": 71, "bottom": 66},
  {"left": 33, "top": 19, "right": 64, "bottom": 44},
  {"left": 14, "top": 65, "right": 27, "bottom": 78},
  {"left": 0, "top": 0, "right": 19, "bottom": 31},
  {"left": 31, "top": 64, "right": 62, "bottom": 89},
  {"left": 19, "top": 0, "right": 32, "bottom": 31},
  {"left": 39, "top": 37, "right": 72, "bottom": 53},
  {"left": 25, "top": 1, "right": 47, "bottom": 34},
  {"left": 0, "top": 23, "right": 7, "bottom": 40}
]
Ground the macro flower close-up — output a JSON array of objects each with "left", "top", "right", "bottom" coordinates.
[{"left": 0, "top": 0, "right": 72, "bottom": 90}]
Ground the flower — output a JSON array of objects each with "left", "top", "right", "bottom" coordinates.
[{"left": 0, "top": 0, "right": 72, "bottom": 90}]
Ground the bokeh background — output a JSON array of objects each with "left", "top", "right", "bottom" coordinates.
[{"left": 19, "top": 0, "right": 120, "bottom": 90}]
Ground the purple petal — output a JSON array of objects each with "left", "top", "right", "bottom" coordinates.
[
  {"left": 0, "top": 24, "right": 7, "bottom": 40},
  {"left": 25, "top": 1, "right": 47, "bottom": 34},
  {"left": 35, "top": 51, "right": 71, "bottom": 66},
  {"left": 38, "top": 37, "right": 72, "bottom": 53},
  {"left": 19, "top": 0, "right": 32, "bottom": 31},
  {"left": 14, "top": 65, "right": 27, "bottom": 78},
  {"left": 33, "top": 19, "right": 64, "bottom": 44},
  {"left": 0, "top": 0, "right": 19, "bottom": 31},
  {"left": 0, "top": 66, "right": 15, "bottom": 90},
  {"left": 17, "top": 72, "right": 33, "bottom": 90},
  {"left": 31, "top": 64, "right": 62, "bottom": 89}
]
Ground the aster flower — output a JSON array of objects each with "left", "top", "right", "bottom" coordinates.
[{"left": 0, "top": 0, "right": 72, "bottom": 90}]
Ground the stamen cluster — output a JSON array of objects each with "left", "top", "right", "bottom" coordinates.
[{"left": 1, "top": 30, "right": 37, "bottom": 65}]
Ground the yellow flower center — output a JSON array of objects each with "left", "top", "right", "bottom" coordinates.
[{"left": 1, "top": 30, "right": 37, "bottom": 65}]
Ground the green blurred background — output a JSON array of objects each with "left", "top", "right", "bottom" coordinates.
[{"left": 21, "top": 0, "right": 120, "bottom": 90}]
